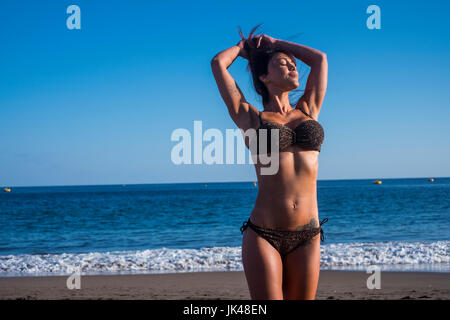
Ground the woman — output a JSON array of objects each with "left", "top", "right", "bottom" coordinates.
[{"left": 210, "top": 25, "right": 329, "bottom": 300}]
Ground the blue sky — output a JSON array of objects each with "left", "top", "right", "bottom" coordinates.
[{"left": 1, "top": 0, "right": 449, "bottom": 187}]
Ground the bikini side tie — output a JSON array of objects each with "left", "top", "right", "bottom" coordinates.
[
  {"left": 319, "top": 218, "right": 329, "bottom": 242},
  {"left": 240, "top": 219, "right": 250, "bottom": 234}
]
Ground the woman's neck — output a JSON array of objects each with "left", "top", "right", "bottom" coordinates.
[{"left": 263, "top": 93, "right": 292, "bottom": 115}]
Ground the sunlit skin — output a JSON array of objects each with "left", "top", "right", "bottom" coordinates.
[{"left": 211, "top": 31, "right": 328, "bottom": 299}]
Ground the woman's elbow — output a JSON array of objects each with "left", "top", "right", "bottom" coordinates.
[
  {"left": 313, "top": 53, "right": 327, "bottom": 66},
  {"left": 211, "top": 55, "right": 221, "bottom": 65},
  {"left": 317, "top": 52, "right": 327, "bottom": 61},
  {"left": 210, "top": 57, "right": 226, "bottom": 70}
]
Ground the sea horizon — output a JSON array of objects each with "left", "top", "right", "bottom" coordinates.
[{"left": 3, "top": 175, "right": 448, "bottom": 189}]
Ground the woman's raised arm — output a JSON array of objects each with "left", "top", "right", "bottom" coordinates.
[
  {"left": 275, "top": 39, "right": 328, "bottom": 118},
  {"left": 254, "top": 34, "right": 328, "bottom": 118},
  {"left": 210, "top": 44, "right": 257, "bottom": 128}
]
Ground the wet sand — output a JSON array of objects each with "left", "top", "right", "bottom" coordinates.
[{"left": 0, "top": 270, "right": 448, "bottom": 300}]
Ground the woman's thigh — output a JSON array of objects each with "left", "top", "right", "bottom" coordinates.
[
  {"left": 282, "top": 233, "right": 321, "bottom": 300},
  {"left": 241, "top": 228, "right": 284, "bottom": 300}
]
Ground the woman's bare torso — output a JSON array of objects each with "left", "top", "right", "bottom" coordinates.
[
  {"left": 245, "top": 108, "right": 320, "bottom": 230},
  {"left": 251, "top": 149, "right": 319, "bottom": 230}
]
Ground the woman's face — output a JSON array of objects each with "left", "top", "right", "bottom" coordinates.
[{"left": 260, "top": 53, "right": 299, "bottom": 91}]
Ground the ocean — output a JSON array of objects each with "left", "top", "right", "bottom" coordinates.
[{"left": 0, "top": 178, "right": 449, "bottom": 277}]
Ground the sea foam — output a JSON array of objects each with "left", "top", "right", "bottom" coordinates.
[{"left": 0, "top": 241, "right": 448, "bottom": 277}]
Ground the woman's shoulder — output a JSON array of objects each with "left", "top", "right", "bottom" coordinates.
[{"left": 232, "top": 103, "right": 262, "bottom": 132}]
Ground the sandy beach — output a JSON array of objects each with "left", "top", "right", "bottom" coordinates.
[{"left": 0, "top": 270, "right": 448, "bottom": 300}]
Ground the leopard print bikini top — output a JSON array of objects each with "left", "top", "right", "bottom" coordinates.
[{"left": 253, "top": 106, "right": 324, "bottom": 154}]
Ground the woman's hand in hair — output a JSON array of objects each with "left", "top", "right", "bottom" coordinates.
[
  {"left": 236, "top": 24, "right": 265, "bottom": 60},
  {"left": 253, "top": 34, "right": 277, "bottom": 49},
  {"left": 236, "top": 39, "right": 250, "bottom": 60},
  {"left": 236, "top": 34, "right": 277, "bottom": 59}
]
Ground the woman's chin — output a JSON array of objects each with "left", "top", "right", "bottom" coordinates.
[{"left": 287, "top": 81, "right": 299, "bottom": 90}]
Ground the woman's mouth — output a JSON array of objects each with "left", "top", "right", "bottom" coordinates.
[{"left": 289, "top": 72, "right": 298, "bottom": 77}]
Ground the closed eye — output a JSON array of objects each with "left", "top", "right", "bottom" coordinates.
[{"left": 279, "top": 58, "right": 296, "bottom": 67}]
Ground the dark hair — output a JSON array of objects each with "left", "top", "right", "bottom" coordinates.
[{"left": 240, "top": 25, "right": 305, "bottom": 108}]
